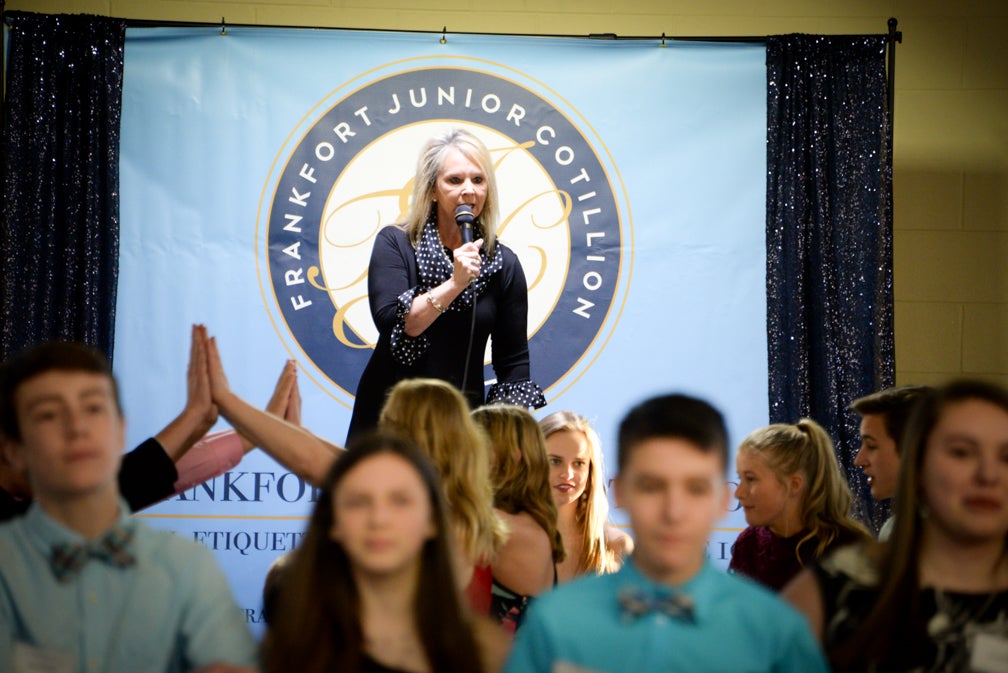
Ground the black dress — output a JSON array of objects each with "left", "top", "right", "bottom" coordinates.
[
  {"left": 347, "top": 223, "right": 545, "bottom": 442},
  {"left": 813, "top": 544, "right": 1008, "bottom": 673}
]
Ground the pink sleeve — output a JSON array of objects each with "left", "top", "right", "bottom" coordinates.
[{"left": 172, "top": 430, "right": 244, "bottom": 493}]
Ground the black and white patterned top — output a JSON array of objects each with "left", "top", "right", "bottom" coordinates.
[
  {"left": 346, "top": 221, "right": 546, "bottom": 442},
  {"left": 388, "top": 217, "right": 505, "bottom": 366},
  {"left": 813, "top": 544, "right": 1008, "bottom": 673}
]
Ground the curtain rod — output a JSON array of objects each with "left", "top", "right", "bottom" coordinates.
[
  {"left": 0, "top": 8, "right": 900, "bottom": 163},
  {"left": 2, "top": 10, "right": 900, "bottom": 47}
]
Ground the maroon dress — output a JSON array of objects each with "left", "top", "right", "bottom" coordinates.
[{"left": 728, "top": 525, "right": 861, "bottom": 591}]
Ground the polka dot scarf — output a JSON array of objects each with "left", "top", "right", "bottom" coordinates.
[{"left": 415, "top": 216, "right": 503, "bottom": 309}]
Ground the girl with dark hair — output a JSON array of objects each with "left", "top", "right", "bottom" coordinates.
[
  {"left": 785, "top": 380, "right": 1008, "bottom": 672},
  {"left": 471, "top": 404, "right": 564, "bottom": 630},
  {"left": 730, "top": 418, "right": 870, "bottom": 590},
  {"left": 260, "top": 431, "right": 509, "bottom": 673}
]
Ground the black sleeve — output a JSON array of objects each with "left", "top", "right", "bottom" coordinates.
[
  {"left": 0, "top": 488, "right": 31, "bottom": 522},
  {"left": 484, "top": 247, "right": 547, "bottom": 408},
  {"left": 118, "top": 438, "right": 179, "bottom": 512},
  {"left": 367, "top": 226, "right": 417, "bottom": 333},
  {"left": 489, "top": 248, "right": 533, "bottom": 382}
]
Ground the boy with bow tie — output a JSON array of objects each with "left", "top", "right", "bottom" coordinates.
[
  {"left": 504, "top": 393, "right": 828, "bottom": 673},
  {"left": 0, "top": 341, "right": 257, "bottom": 673}
]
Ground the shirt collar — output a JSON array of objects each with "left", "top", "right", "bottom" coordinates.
[{"left": 23, "top": 497, "right": 136, "bottom": 554}]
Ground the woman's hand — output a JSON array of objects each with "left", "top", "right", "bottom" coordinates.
[
  {"left": 201, "top": 326, "right": 232, "bottom": 405},
  {"left": 265, "top": 359, "right": 301, "bottom": 425},
  {"left": 185, "top": 323, "right": 218, "bottom": 433},
  {"left": 405, "top": 238, "right": 484, "bottom": 337},
  {"left": 452, "top": 238, "right": 484, "bottom": 288}
]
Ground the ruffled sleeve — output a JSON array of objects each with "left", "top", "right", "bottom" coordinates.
[
  {"left": 388, "top": 286, "right": 430, "bottom": 366},
  {"left": 486, "top": 379, "right": 547, "bottom": 409}
]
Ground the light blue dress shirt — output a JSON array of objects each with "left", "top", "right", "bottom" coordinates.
[
  {"left": 0, "top": 501, "right": 257, "bottom": 673},
  {"left": 504, "top": 558, "right": 829, "bottom": 673}
]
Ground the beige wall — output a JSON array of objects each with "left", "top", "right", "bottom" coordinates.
[{"left": 8, "top": 0, "right": 1008, "bottom": 388}]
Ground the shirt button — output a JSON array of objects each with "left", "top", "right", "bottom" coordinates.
[
  {"left": 87, "top": 592, "right": 98, "bottom": 605},
  {"left": 89, "top": 657, "right": 99, "bottom": 670}
]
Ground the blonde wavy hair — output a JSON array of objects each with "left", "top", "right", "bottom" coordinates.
[
  {"left": 471, "top": 404, "right": 565, "bottom": 564},
  {"left": 378, "top": 378, "right": 506, "bottom": 563},
  {"left": 401, "top": 127, "right": 500, "bottom": 257},
  {"left": 539, "top": 410, "right": 619, "bottom": 575},
  {"left": 738, "top": 418, "right": 870, "bottom": 565}
]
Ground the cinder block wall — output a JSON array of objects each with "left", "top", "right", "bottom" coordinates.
[{"left": 8, "top": 0, "right": 1007, "bottom": 388}]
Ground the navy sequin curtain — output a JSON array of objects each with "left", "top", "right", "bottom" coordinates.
[
  {"left": 765, "top": 35, "right": 895, "bottom": 528},
  {"left": 1, "top": 12, "right": 126, "bottom": 362}
]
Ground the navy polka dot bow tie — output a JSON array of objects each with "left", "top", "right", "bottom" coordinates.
[
  {"left": 49, "top": 525, "right": 136, "bottom": 583},
  {"left": 618, "top": 586, "right": 696, "bottom": 623}
]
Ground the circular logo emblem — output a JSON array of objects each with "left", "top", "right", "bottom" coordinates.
[{"left": 259, "top": 61, "right": 631, "bottom": 406}]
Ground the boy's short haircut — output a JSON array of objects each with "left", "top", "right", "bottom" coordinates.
[
  {"left": 848, "top": 385, "right": 932, "bottom": 454},
  {"left": 0, "top": 341, "right": 122, "bottom": 442},
  {"left": 617, "top": 393, "right": 728, "bottom": 472}
]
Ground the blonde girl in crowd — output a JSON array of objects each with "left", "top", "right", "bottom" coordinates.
[
  {"left": 471, "top": 404, "right": 564, "bottom": 631},
  {"left": 261, "top": 431, "right": 509, "bottom": 673},
  {"left": 730, "top": 419, "right": 871, "bottom": 590},
  {"left": 785, "top": 380, "right": 1008, "bottom": 673},
  {"left": 538, "top": 411, "right": 633, "bottom": 582},
  {"left": 378, "top": 378, "right": 507, "bottom": 603}
]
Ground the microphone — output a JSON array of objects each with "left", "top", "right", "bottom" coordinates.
[{"left": 455, "top": 204, "right": 475, "bottom": 244}]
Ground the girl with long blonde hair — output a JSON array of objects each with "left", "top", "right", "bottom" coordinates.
[
  {"left": 539, "top": 410, "right": 632, "bottom": 582},
  {"left": 730, "top": 418, "right": 870, "bottom": 590}
]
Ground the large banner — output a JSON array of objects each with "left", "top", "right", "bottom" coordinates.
[{"left": 116, "top": 27, "right": 767, "bottom": 634}]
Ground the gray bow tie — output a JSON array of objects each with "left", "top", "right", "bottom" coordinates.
[
  {"left": 618, "top": 586, "right": 695, "bottom": 623},
  {"left": 49, "top": 525, "right": 136, "bottom": 583}
]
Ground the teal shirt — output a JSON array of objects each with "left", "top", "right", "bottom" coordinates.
[
  {"left": 504, "top": 558, "right": 828, "bottom": 673},
  {"left": 0, "top": 501, "right": 257, "bottom": 673}
]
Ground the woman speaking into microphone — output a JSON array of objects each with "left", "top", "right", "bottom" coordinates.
[{"left": 346, "top": 127, "right": 546, "bottom": 442}]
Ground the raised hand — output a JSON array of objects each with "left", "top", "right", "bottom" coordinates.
[
  {"left": 284, "top": 365, "right": 302, "bottom": 426},
  {"left": 265, "top": 360, "right": 299, "bottom": 424},
  {"left": 186, "top": 323, "right": 218, "bottom": 435},
  {"left": 201, "top": 325, "right": 233, "bottom": 405},
  {"left": 237, "top": 359, "right": 302, "bottom": 454},
  {"left": 153, "top": 324, "right": 223, "bottom": 461}
]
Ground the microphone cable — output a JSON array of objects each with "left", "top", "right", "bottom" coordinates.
[
  {"left": 460, "top": 282, "right": 478, "bottom": 399},
  {"left": 454, "top": 204, "right": 480, "bottom": 401}
]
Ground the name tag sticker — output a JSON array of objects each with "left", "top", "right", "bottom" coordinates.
[
  {"left": 12, "top": 641, "right": 75, "bottom": 673},
  {"left": 971, "top": 632, "right": 1008, "bottom": 673}
]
